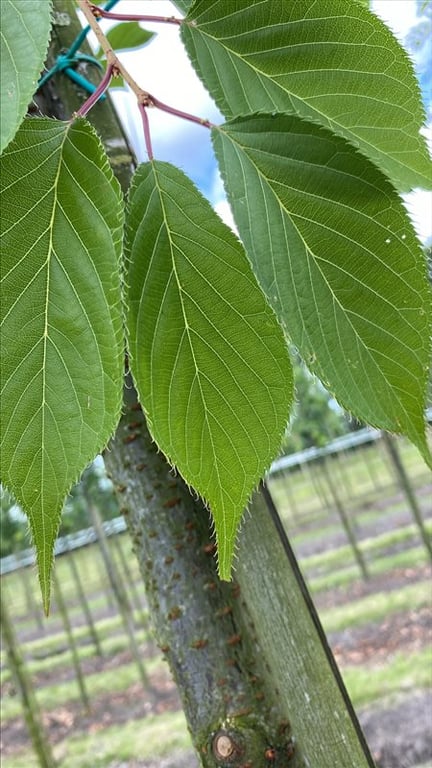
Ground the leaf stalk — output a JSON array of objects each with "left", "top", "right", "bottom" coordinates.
[
  {"left": 146, "top": 93, "right": 215, "bottom": 129},
  {"left": 77, "top": 0, "right": 215, "bottom": 153},
  {"left": 138, "top": 103, "right": 153, "bottom": 160},
  {"left": 77, "top": 0, "right": 150, "bottom": 103},
  {"left": 73, "top": 62, "right": 114, "bottom": 117},
  {"left": 89, "top": 4, "right": 182, "bottom": 24}
]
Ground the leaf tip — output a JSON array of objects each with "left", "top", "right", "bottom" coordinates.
[
  {"left": 217, "top": 561, "right": 234, "bottom": 582},
  {"left": 42, "top": 593, "right": 51, "bottom": 618},
  {"left": 28, "top": 515, "right": 57, "bottom": 617},
  {"left": 38, "top": 560, "right": 53, "bottom": 617},
  {"left": 39, "top": 558, "right": 54, "bottom": 617},
  {"left": 214, "top": 514, "right": 242, "bottom": 582}
]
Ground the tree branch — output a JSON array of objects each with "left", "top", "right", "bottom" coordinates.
[
  {"left": 77, "top": 0, "right": 149, "bottom": 103},
  {"left": 77, "top": 0, "right": 213, "bottom": 135},
  {"left": 90, "top": 4, "right": 182, "bottom": 24}
]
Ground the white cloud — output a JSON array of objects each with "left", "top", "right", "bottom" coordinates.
[
  {"left": 372, "top": 0, "right": 431, "bottom": 244},
  {"left": 403, "top": 188, "right": 432, "bottom": 244},
  {"left": 214, "top": 199, "right": 238, "bottom": 234},
  {"left": 371, "top": 0, "right": 417, "bottom": 37}
]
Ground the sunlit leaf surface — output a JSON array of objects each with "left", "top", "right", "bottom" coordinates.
[
  {"left": 213, "top": 114, "right": 431, "bottom": 464},
  {"left": 183, "top": 0, "right": 431, "bottom": 190},
  {"left": 0, "top": 118, "right": 124, "bottom": 610},
  {"left": 125, "top": 161, "right": 293, "bottom": 578},
  {"left": 0, "top": 0, "right": 51, "bottom": 153}
]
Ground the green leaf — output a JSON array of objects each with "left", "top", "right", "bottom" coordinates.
[
  {"left": 109, "top": 73, "right": 125, "bottom": 89},
  {"left": 125, "top": 161, "right": 293, "bottom": 578},
  {"left": 95, "top": 22, "right": 154, "bottom": 58},
  {"left": 213, "top": 114, "right": 431, "bottom": 464},
  {"left": 0, "top": 0, "right": 52, "bottom": 153},
  {"left": 182, "top": 0, "right": 431, "bottom": 191},
  {"left": 172, "top": 0, "right": 194, "bottom": 15},
  {"left": 0, "top": 117, "right": 124, "bottom": 610}
]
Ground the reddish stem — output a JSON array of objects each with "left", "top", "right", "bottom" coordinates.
[
  {"left": 148, "top": 94, "right": 215, "bottom": 129},
  {"left": 90, "top": 4, "right": 182, "bottom": 24},
  {"left": 74, "top": 63, "right": 114, "bottom": 118},
  {"left": 139, "top": 103, "right": 154, "bottom": 160},
  {"left": 138, "top": 95, "right": 214, "bottom": 162}
]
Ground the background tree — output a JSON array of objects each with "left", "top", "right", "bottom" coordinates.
[
  {"left": 283, "top": 358, "right": 346, "bottom": 453},
  {"left": 0, "top": 462, "right": 120, "bottom": 556},
  {"left": 0, "top": 488, "right": 27, "bottom": 557},
  {"left": 59, "top": 461, "right": 119, "bottom": 536}
]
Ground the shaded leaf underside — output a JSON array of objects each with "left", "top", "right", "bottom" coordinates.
[
  {"left": 213, "top": 115, "right": 431, "bottom": 464},
  {"left": 172, "top": 0, "right": 194, "bottom": 15},
  {"left": 182, "top": 0, "right": 431, "bottom": 191},
  {"left": 0, "top": 118, "right": 124, "bottom": 609},
  {"left": 0, "top": 0, "right": 52, "bottom": 153},
  {"left": 125, "top": 161, "right": 293, "bottom": 578}
]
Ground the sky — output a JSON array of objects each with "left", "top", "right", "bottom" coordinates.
[
  {"left": 88, "top": 1, "right": 226, "bottom": 214},
  {"left": 371, "top": 0, "right": 431, "bottom": 243},
  {"left": 85, "top": 0, "right": 431, "bottom": 243}
]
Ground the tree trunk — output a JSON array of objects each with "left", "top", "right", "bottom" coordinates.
[
  {"left": 52, "top": 572, "right": 90, "bottom": 712},
  {"left": 104, "top": 388, "right": 295, "bottom": 764},
  {"left": 34, "top": 0, "right": 135, "bottom": 191},
  {"left": 104, "top": 385, "right": 376, "bottom": 767},
  {"left": 382, "top": 432, "right": 432, "bottom": 564},
  {"left": 44, "top": 4, "right": 376, "bottom": 766},
  {"left": 86, "top": 495, "right": 154, "bottom": 694},
  {"left": 0, "top": 593, "right": 57, "bottom": 768}
]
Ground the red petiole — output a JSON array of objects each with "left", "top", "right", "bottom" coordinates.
[
  {"left": 90, "top": 4, "right": 182, "bottom": 24},
  {"left": 146, "top": 93, "right": 215, "bottom": 130},
  {"left": 138, "top": 103, "right": 154, "bottom": 160},
  {"left": 73, "top": 63, "right": 114, "bottom": 118}
]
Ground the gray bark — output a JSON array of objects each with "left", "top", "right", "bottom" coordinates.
[
  {"left": 104, "top": 389, "right": 296, "bottom": 765},
  {"left": 104, "top": 386, "right": 376, "bottom": 767}
]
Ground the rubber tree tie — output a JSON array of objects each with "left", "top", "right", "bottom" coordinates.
[
  {"left": 68, "top": 0, "right": 120, "bottom": 56},
  {"left": 37, "top": 0, "right": 120, "bottom": 94}
]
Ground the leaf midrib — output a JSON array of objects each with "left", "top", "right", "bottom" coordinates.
[
  {"left": 238, "top": 138, "right": 424, "bottom": 333},
  {"left": 188, "top": 21, "right": 421, "bottom": 182},
  {"left": 150, "top": 162, "right": 222, "bottom": 499},
  {"left": 38, "top": 125, "right": 70, "bottom": 565},
  {"left": 153, "top": 164, "right": 280, "bottom": 463},
  {"left": 222, "top": 131, "right": 419, "bottom": 430}
]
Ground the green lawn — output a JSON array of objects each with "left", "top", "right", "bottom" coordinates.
[
  {"left": 2, "top": 711, "right": 193, "bottom": 768},
  {"left": 1, "top": 436, "right": 430, "bottom": 767}
]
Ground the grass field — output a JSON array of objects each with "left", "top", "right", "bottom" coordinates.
[{"left": 1, "top": 436, "right": 431, "bottom": 767}]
